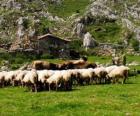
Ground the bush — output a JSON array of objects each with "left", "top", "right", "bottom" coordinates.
[
  {"left": 36, "top": 18, "right": 55, "bottom": 35},
  {"left": 131, "top": 39, "right": 139, "bottom": 51},
  {"left": 41, "top": 54, "right": 54, "bottom": 59},
  {"left": 69, "top": 39, "right": 83, "bottom": 51}
]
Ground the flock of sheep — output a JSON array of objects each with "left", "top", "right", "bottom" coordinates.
[{"left": 0, "top": 58, "right": 130, "bottom": 92}]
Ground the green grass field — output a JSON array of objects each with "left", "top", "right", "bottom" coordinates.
[
  {"left": 0, "top": 75, "right": 140, "bottom": 116},
  {"left": 0, "top": 55, "right": 140, "bottom": 116}
]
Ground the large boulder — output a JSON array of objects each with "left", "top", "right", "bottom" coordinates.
[
  {"left": 86, "top": 0, "right": 118, "bottom": 20},
  {"left": 73, "top": 22, "right": 85, "bottom": 38},
  {"left": 83, "top": 32, "right": 97, "bottom": 50}
]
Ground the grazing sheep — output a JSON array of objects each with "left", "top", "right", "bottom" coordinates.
[
  {"left": 37, "top": 70, "right": 56, "bottom": 90},
  {"left": 58, "top": 57, "right": 87, "bottom": 70},
  {"left": 84, "top": 63, "right": 97, "bottom": 69},
  {"left": 93, "top": 67, "right": 108, "bottom": 84},
  {"left": 32, "top": 60, "right": 58, "bottom": 70},
  {"left": 0, "top": 71, "right": 7, "bottom": 87},
  {"left": 22, "top": 69, "right": 38, "bottom": 92},
  {"left": 76, "top": 69, "right": 95, "bottom": 85},
  {"left": 68, "top": 69, "right": 80, "bottom": 85},
  {"left": 105, "top": 65, "right": 118, "bottom": 73},
  {"left": 46, "top": 71, "right": 63, "bottom": 91},
  {"left": 61, "top": 70, "right": 73, "bottom": 90},
  {"left": 59, "top": 61, "right": 97, "bottom": 70},
  {"left": 5, "top": 70, "right": 20, "bottom": 86},
  {"left": 108, "top": 66, "right": 130, "bottom": 84},
  {"left": 58, "top": 62, "right": 74, "bottom": 70},
  {"left": 13, "top": 70, "right": 28, "bottom": 86}
]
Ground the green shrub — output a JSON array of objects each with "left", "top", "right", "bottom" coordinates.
[
  {"left": 69, "top": 39, "right": 83, "bottom": 51},
  {"left": 131, "top": 39, "right": 139, "bottom": 51},
  {"left": 41, "top": 54, "right": 54, "bottom": 59},
  {"left": 14, "top": 57, "right": 24, "bottom": 64},
  {"left": 36, "top": 18, "right": 55, "bottom": 35},
  {"left": 11, "top": 64, "right": 21, "bottom": 70}
]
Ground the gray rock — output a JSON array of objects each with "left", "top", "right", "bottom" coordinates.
[
  {"left": 49, "top": 0, "right": 62, "bottom": 5},
  {"left": 83, "top": 32, "right": 97, "bottom": 50},
  {"left": 86, "top": 0, "right": 118, "bottom": 20},
  {"left": 28, "top": 27, "right": 36, "bottom": 37},
  {"left": 122, "top": 18, "right": 134, "bottom": 31},
  {"left": 135, "top": 27, "right": 140, "bottom": 41},
  {"left": 73, "top": 22, "right": 85, "bottom": 38},
  {"left": 17, "top": 25, "right": 25, "bottom": 39}
]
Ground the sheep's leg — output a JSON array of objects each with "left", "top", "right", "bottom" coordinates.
[
  {"left": 12, "top": 80, "right": 15, "bottom": 87},
  {"left": 56, "top": 83, "right": 58, "bottom": 91},
  {"left": 69, "top": 81, "right": 72, "bottom": 91},
  {"left": 94, "top": 77, "right": 97, "bottom": 84},
  {"left": 19, "top": 81, "right": 22, "bottom": 88},
  {"left": 86, "top": 78, "right": 89, "bottom": 85},
  {"left": 21, "top": 82, "right": 25, "bottom": 88},
  {"left": 34, "top": 83, "right": 38, "bottom": 92},
  {"left": 115, "top": 77, "right": 119, "bottom": 84},
  {"left": 43, "top": 82, "right": 46, "bottom": 90},
  {"left": 0, "top": 82, "right": 2, "bottom": 88},
  {"left": 99, "top": 78, "right": 102, "bottom": 84},
  {"left": 122, "top": 76, "right": 126, "bottom": 84},
  {"left": 95, "top": 77, "right": 98, "bottom": 84},
  {"left": 49, "top": 84, "right": 51, "bottom": 91},
  {"left": 2, "top": 81, "right": 4, "bottom": 88},
  {"left": 90, "top": 78, "right": 92, "bottom": 85},
  {"left": 123, "top": 71, "right": 128, "bottom": 84},
  {"left": 64, "top": 82, "right": 66, "bottom": 91},
  {"left": 112, "top": 78, "right": 115, "bottom": 84},
  {"left": 67, "top": 81, "right": 71, "bottom": 91}
]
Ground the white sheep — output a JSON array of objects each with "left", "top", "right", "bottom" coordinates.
[
  {"left": 108, "top": 66, "right": 130, "bottom": 84},
  {"left": 5, "top": 70, "right": 20, "bottom": 86},
  {"left": 68, "top": 69, "right": 80, "bottom": 85},
  {"left": 0, "top": 71, "right": 7, "bottom": 87},
  {"left": 13, "top": 70, "right": 28, "bottom": 86},
  {"left": 46, "top": 71, "right": 63, "bottom": 91},
  {"left": 93, "top": 67, "right": 108, "bottom": 84},
  {"left": 22, "top": 69, "right": 38, "bottom": 92},
  {"left": 105, "top": 65, "right": 118, "bottom": 73},
  {"left": 77, "top": 68, "right": 95, "bottom": 85},
  {"left": 37, "top": 70, "right": 56, "bottom": 90},
  {"left": 60, "top": 70, "right": 73, "bottom": 90}
]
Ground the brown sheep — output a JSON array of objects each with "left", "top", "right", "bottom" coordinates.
[
  {"left": 58, "top": 56, "right": 96, "bottom": 70},
  {"left": 32, "top": 60, "right": 58, "bottom": 70}
]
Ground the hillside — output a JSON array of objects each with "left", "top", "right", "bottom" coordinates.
[{"left": 0, "top": 0, "right": 140, "bottom": 53}]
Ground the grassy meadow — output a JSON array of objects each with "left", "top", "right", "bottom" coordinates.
[
  {"left": 0, "top": 75, "right": 140, "bottom": 116},
  {"left": 0, "top": 55, "right": 140, "bottom": 115}
]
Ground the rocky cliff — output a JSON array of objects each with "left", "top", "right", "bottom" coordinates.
[{"left": 0, "top": 0, "right": 140, "bottom": 52}]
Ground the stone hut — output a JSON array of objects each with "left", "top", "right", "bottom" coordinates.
[{"left": 37, "top": 34, "right": 71, "bottom": 57}]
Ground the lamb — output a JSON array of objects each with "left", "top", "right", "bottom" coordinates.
[
  {"left": 107, "top": 66, "right": 130, "bottom": 84},
  {"left": 22, "top": 69, "right": 38, "bottom": 92}
]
